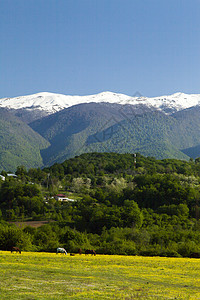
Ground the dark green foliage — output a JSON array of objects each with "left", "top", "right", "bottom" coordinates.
[
  {"left": 0, "top": 108, "right": 49, "bottom": 171},
  {"left": 0, "top": 223, "right": 32, "bottom": 250},
  {"left": 1, "top": 152, "right": 200, "bottom": 256},
  {"left": 0, "top": 179, "right": 45, "bottom": 220},
  {"left": 2, "top": 102, "right": 200, "bottom": 170},
  {"left": 29, "top": 103, "right": 200, "bottom": 165}
]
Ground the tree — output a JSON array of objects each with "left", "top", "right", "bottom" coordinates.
[
  {"left": 15, "top": 165, "right": 28, "bottom": 180},
  {"left": 0, "top": 225, "right": 32, "bottom": 250},
  {"left": 122, "top": 200, "right": 143, "bottom": 228}
]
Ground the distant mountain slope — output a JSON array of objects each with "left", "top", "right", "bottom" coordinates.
[
  {"left": 30, "top": 102, "right": 200, "bottom": 166},
  {"left": 171, "top": 106, "right": 200, "bottom": 150},
  {"left": 30, "top": 103, "right": 127, "bottom": 165},
  {"left": 84, "top": 111, "right": 190, "bottom": 160},
  {"left": 7, "top": 108, "right": 49, "bottom": 124},
  {"left": 170, "top": 106, "right": 200, "bottom": 158},
  {"left": 182, "top": 144, "right": 200, "bottom": 159},
  {"left": 86, "top": 106, "right": 200, "bottom": 160},
  {"left": 1, "top": 91, "right": 200, "bottom": 170},
  {"left": 0, "top": 108, "right": 50, "bottom": 171}
]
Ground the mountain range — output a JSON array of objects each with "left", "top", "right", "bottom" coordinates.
[
  {"left": 1, "top": 91, "right": 200, "bottom": 171},
  {"left": 1, "top": 91, "right": 200, "bottom": 115}
]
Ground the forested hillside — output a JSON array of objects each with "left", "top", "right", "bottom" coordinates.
[
  {"left": 30, "top": 103, "right": 200, "bottom": 165},
  {"left": 0, "top": 108, "right": 50, "bottom": 171},
  {"left": 1, "top": 152, "right": 200, "bottom": 257},
  {"left": 2, "top": 102, "right": 200, "bottom": 171}
]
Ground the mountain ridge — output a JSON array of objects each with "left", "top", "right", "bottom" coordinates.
[{"left": 1, "top": 91, "right": 200, "bottom": 116}]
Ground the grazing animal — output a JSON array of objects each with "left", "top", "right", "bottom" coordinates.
[
  {"left": 56, "top": 247, "right": 67, "bottom": 255},
  {"left": 78, "top": 248, "right": 82, "bottom": 255},
  {"left": 85, "top": 249, "right": 96, "bottom": 255},
  {"left": 190, "top": 252, "right": 200, "bottom": 258},
  {"left": 11, "top": 247, "right": 21, "bottom": 254}
]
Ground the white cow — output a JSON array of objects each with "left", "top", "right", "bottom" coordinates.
[{"left": 57, "top": 247, "right": 67, "bottom": 255}]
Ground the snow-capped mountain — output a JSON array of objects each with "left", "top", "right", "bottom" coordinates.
[
  {"left": 0, "top": 91, "right": 200, "bottom": 115},
  {"left": 1, "top": 90, "right": 200, "bottom": 170}
]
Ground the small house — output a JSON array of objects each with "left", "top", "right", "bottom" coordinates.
[
  {"left": 7, "top": 174, "right": 18, "bottom": 178},
  {"left": 55, "top": 194, "right": 75, "bottom": 202}
]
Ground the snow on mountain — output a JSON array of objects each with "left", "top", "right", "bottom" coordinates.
[{"left": 0, "top": 91, "right": 200, "bottom": 115}]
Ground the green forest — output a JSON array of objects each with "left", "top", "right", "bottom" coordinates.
[{"left": 1, "top": 152, "right": 200, "bottom": 257}]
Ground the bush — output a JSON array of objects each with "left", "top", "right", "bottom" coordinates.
[
  {"left": 177, "top": 241, "right": 199, "bottom": 257},
  {"left": 0, "top": 224, "right": 33, "bottom": 251}
]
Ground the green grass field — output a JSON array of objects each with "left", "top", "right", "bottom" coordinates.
[{"left": 0, "top": 251, "right": 200, "bottom": 299}]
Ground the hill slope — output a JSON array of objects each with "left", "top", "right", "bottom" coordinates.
[
  {"left": 0, "top": 108, "right": 50, "bottom": 171},
  {"left": 30, "top": 102, "right": 200, "bottom": 166},
  {"left": 1, "top": 91, "right": 200, "bottom": 170},
  {"left": 30, "top": 103, "right": 127, "bottom": 165}
]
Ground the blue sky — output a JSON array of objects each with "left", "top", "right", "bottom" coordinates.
[{"left": 1, "top": 0, "right": 200, "bottom": 98}]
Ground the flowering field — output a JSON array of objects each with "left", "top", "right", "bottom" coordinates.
[{"left": 0, "top": 252, "right": 200, "bottom": 299}]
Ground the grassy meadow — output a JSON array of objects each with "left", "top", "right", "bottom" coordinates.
[{"left": 0, "top": 252, "right": 200, "bottom": 299}]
